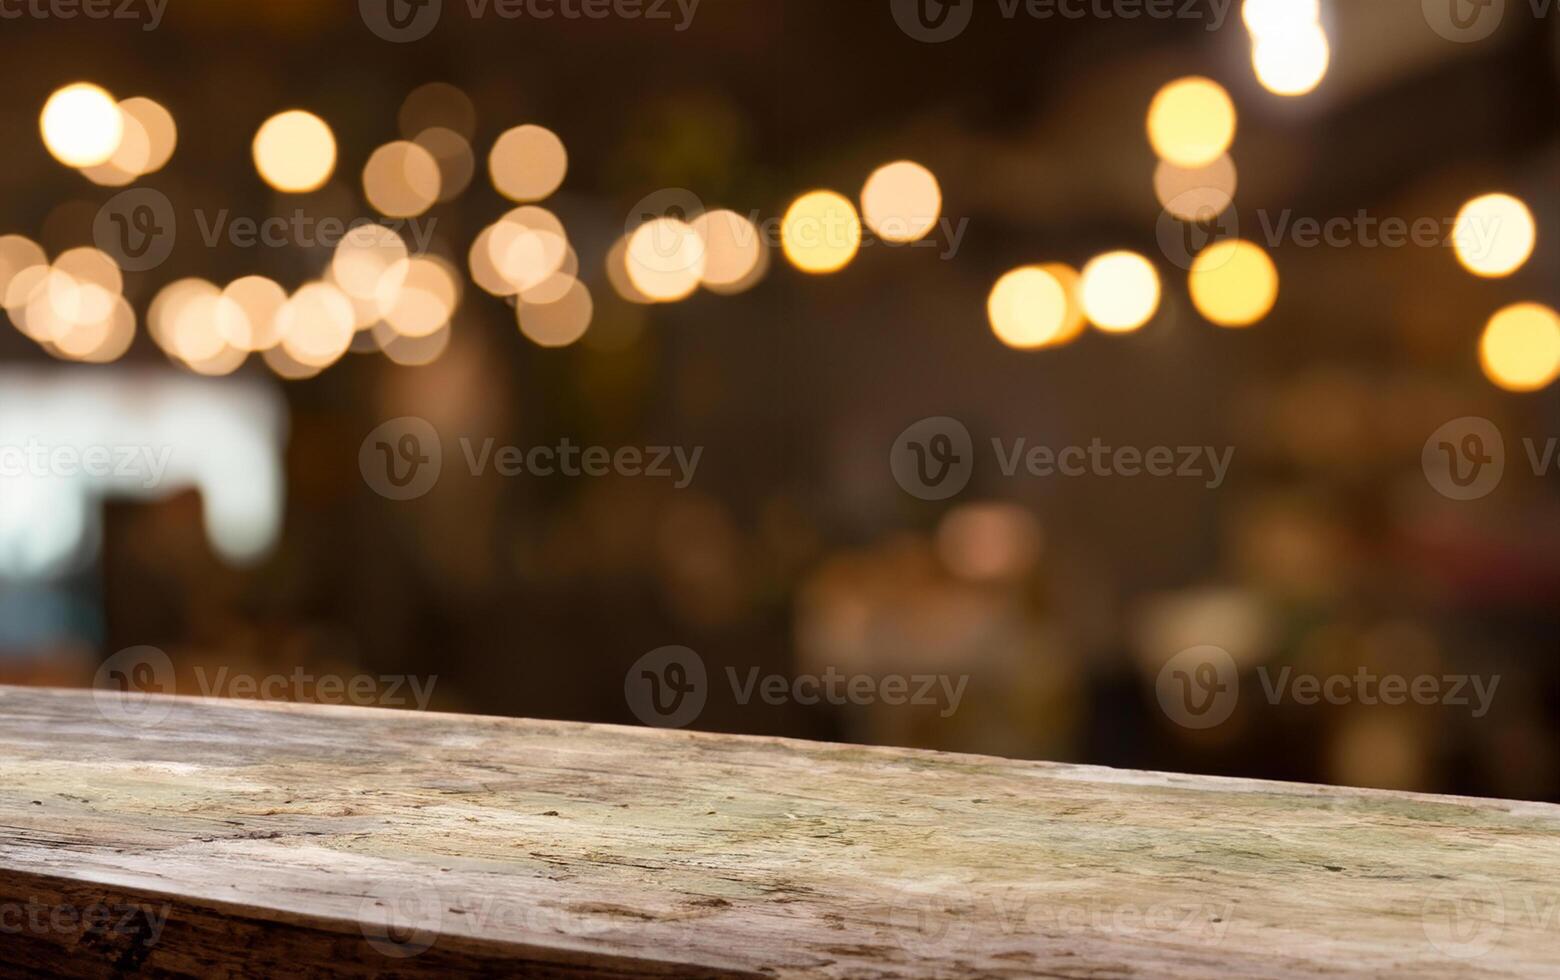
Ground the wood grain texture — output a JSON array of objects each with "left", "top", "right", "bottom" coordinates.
[{"left": 0, "top": 686, "right": 1556, "bottom": 978}]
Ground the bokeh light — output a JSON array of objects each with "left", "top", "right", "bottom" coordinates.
[
  {"left": 399, "top": 82, "right": 476, "bottom": 142},
  {"left": 988, "top": 266, "right": 1070, "bottom": 350},
  {"left": 1242, "top": 0, "right": 1321, "bottom": 36},
  {"left": 1154, "top": 155, "right": 1238, "bottom": 220},
  {"left": 606, "top": 236, "right": 655, "bottom": 304},
  {"left": 1480, "top": 303, "right": 1560, "bottom": 393},
  {"left": 363, "top": 141, "right": 441, "bottom": 217},
  {"left": 627, "top": 217, "right": 706, "bottom": 301},
  {"left": 860, "top": 161, "right": 942, "bottom": 244},
  {"left": 149, "top": 278, "right": 227, "bottom": 366},
  {"left": 692, "top": 209, "right": 766, "bottom": 293},
  {"left": 1081, "top": 251, "right": 1161, "bottom": 333},
  {"left": 0, "top": 236, "right": 47, "bottom": 304},
  {"left": 1146, "top": 77, "right": 1237, "bottom": 168},
  {"left": 253, "top": 110, "right": 337, "bottom": 193},
  {"left": 1188, "top": 240, "right": 1278, "bottom": 327},
  {"left": 378, "top": 320, "right": 451, "bottom": 366},
  {"left": 781, "top": 191, "right": 861, "bottom": 275},
  {"left": 489, "top": 124, "right": 568, "bottom": 202},
  {"left": 332, "top": 224, "right": 411, "bottom": 304},
  {"left": 414, "top": 126, "right": 475, "bottom": 202},
  {"left": 120, "top": 97, "right": 176, "bottom": 173},
  {"left": 518, "top": 279, "right": 593, "bottom": 348},
  {"left": 217, "top": 275, "right": 287, "bottom": 352},
  {"left": 84, "top": 96, "right": 177, "bottom": 185},
  {"left": 41, "top": 83, "right": 123, "bottom": 168},
  {"left": 1252, "top": 24, "right": 1331, "bottom": 97},
  {"left": 489, "top": 206, "right": 570, "bottom": 295},
  {"left": 382, "top": 256, "right": 459, "bottom": 338},
  {"left": 278, "top": 282, "right": 355, "bottom": 367},
  {"left": 1453, "top": 193, "right": 1537, "bottom": 278},
  {"left": 936, "top": 503, "right": 1043, "bottom": 583}
]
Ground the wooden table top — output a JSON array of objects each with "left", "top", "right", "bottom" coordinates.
[{"left": 1, "top": 685, "right": 1557, "bottom": 977}]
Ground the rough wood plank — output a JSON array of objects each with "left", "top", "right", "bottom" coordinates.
[{"left": 0, "top": 686, "right": 1556, "bottom": 978}]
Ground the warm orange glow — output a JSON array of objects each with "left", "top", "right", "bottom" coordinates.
[
  {"left": 1188, "top": 240, "right": 1278, "bottom": 327},
  {"left": 1081, "top": 251, "right": 1161, "bottom": 333},
  {"left": 1480, "top": 303, "right": 1560, "bottom": 393},
  {"left": 253, "top": 110, "right": 337, "bottom": 193},
  {"left": 782, "top": 191, "right": 861, "bottom": 275},
  {"left": 1147, "top": 77, "right": 1237, "bottom": 168}
]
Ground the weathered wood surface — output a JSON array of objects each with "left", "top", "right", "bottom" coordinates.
[{"left": 0, "top": 686, "right": 1557, "bottom": 978}]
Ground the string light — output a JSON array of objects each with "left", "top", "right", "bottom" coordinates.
[
  {"left": 1188, "top": 240, "right": 1278, "bottom": 327},
  {"left": 1480, "top": 303, "right": 1560, "bottom": 393},
  {"left": 1081, "top": 251, "right": 1161, "bottom": 333},
  {"left": 41, "top": 83, "right": 123, "bottom": 168},
  {"left": 1453, "top": 193, "right": 1537, "bottom": 278},
  {"left": 1146, "top": 78, "right": 1236, "bottom": 168},
  {"left": 782, "top": 191, "right": 861, "bottom": 275},
  {"left": 861, "top": 161, "right": 942, "bottom": 244},
  {"left": 627, "top": 217, "right": 706, "bottom": 301},
  {"left": 692, "top": 210, "right": 766, "bottom": 294},
  {"left": 489, "top": 124, "right": 567, "bottom": 202},
  {"left": 253, "top": 110, "right": 336, "bottom": 193},
  {"left": 988, "top": 266, "right": 1070, "bottom": 350}
]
